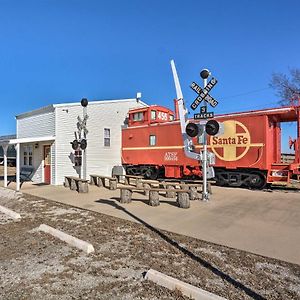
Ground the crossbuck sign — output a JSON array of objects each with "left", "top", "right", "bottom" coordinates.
[{"left": 190, "top": 77, "right": 218, "bottom": 110}]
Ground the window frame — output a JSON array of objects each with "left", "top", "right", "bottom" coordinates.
[
  {"left": 150, "top": 110, "right": 156, "bottom": 120},
  {"left": 149, "top": 135, "right": 156, "bottom": 146},
  {"left": 104, "top": 128, "right": 111, "bottom": 147},
  {"left": 23, "top": 145, "right": 33, "bottom": 166},
  {"left": 133, "top": 112, "right": 144, "bottom": 121}
]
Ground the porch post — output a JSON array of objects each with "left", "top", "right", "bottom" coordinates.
[
  {"left": 15, "top": 143, "right": 20, "bottom": 191},
  {"left": 3, "top": 144, "right": 8, "bottom": 187}
]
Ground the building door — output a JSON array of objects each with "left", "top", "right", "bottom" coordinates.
[{"left": 44, "top": 145, "right": 51, "bottom": 184}]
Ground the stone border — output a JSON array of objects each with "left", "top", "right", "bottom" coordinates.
[
  {"left": 145, "top": 269, "right": 227, "bottom": 300},
  {"left": 38, "top": 224, "right": 94, "bottom": 254},
  {"left": 0, "top": 205, "right": 21, "bottom": 220}
]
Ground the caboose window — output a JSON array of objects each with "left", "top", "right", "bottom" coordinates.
[
  {"left": 133, "top": 112, "right": 143, "bottom": 121},
  {"left": 169, "top": 115, "right": 174, "bottom": 121},
  {"left": 151, "top": 110, "right": 156, "bottom": 120},
  {"left": 149, "top": 135, "right": 156, "bottom": 146},
  {"left": 104, "top": 128, "right": 111, "bottom": 147}
]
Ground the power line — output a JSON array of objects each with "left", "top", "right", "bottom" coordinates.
[
  {"left": 216, "top": 101, "right": 280, "bottom": 114},
  {"left": 222, "top": 87, "right": 271, "bottom": 100}
]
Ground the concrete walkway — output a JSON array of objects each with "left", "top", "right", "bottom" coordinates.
[{"left": 3, "top": 181, "right": 300, "bottom": 265}]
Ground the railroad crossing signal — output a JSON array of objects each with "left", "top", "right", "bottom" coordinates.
[{"left": 190, "top": 77, "right": 218, "bottom": 110}]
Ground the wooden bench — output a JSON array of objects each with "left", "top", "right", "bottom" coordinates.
[
  {"left": 117, "top": 185, "right": 191, "bottom": 209},
  {"left": 64, "top": 176, "right": 89, "bottom": 193},
  {"left": 139, "top": 181, "right": 208, "bottom": 199},
  {"left": 89, "top": 174, "right": 117, "bottom": 190},
  {"left": 118, "top": 175, "right": 144, "bottom": 185}
]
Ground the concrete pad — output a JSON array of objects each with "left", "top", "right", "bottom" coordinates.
[
  {"left": 0, "top": 205, "right": 21, "bottom": 220},
  {"left": 4, "top": 181, "right": 300, "bottom": 265},
  {"left": 38, "top": 224, "right": 94, "bottom": 254},
  {"left": 145, "top": 268, "right": 227, "bottom": 300}
]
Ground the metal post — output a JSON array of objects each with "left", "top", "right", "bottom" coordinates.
[
  {"left": 3, "top": 145, "right": 8, "bottom": 187},
  {"left": 202, "top": 78, "right": 209, "bottom": 201},
  {"left": 15, "top": 143, "right": 20, "bottom": 192},
  {"left": 83, "top": 106, "right": 87, "bottom": 180}
]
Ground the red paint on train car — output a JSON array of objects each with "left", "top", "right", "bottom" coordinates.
[{"left": 122, "top": 103, "right": 300, "bottom": 187}]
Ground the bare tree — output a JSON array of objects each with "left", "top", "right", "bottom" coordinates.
[{"left": 270, "top": 68, "right": 300, "bottom": 106}]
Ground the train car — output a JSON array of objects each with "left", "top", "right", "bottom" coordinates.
[{"left": 121, "top": 102, "right": 300, "bottom": 188}]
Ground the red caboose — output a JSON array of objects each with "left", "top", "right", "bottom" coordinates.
[{"left": 122, "top": 103, "right": 300, "bottom": 188}]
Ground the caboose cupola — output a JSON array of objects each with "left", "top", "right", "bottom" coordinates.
[{"left": 127, "top": 105, "right": 175, "bottom": 127}]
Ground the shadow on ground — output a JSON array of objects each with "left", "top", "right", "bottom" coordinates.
[{"left": 96, "top": 198, "right": 266, "bottom": 300}]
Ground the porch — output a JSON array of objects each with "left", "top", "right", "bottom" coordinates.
[{"left": 0, "top": 135, "right": 55, "bottom": 191}]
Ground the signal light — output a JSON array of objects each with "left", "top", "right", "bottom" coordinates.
[
  {"left": 80, "top": 139, "right": 87, "bottom": 150},
  {"left": 186, "top": 121, "right": 221, "bottom": 137},
  {"left": 205, "top": 120, "right": 220, "bottom": 136},
  {"left": 71, "top": 140, "right": 79, "bottom": 150},
  {"left": 71, "top": 139, "right": 88, "bottom": 150},
  {"left": 186, "top": 123, "right": 199, "bottom": 137}
]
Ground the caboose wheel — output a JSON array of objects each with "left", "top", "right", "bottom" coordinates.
[
  {"left": 215, "top": 173, "right": 226, "bottom": 186},
  {"left": 248, "top": 172, "right": 266, "bottom": 189},
  {"left": 143, "top": 167, "right": 159, "bottom": 180}
]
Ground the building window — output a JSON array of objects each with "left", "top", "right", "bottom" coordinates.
[
  {"left": 149, "top": 135, "right": 156, "bottom": 146},
  {"left": 151, "top": 110, "right": 156, "bottom": 120},
  {"left": 23, "top": 145, "right": 33, "bottom": 166},
  {"left": 104, "top": 128, "right": 111, "bottom": 147},
  {"left": 133, "top": 112, "right": 143, "bottom": 121}
]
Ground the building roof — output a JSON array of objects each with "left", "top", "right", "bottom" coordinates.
[
  {"left": 16, "top": 98, "right": 148, "bottom": 119},
  {"left": 0, "top": 134, "right": 16, "bottom": 143}
]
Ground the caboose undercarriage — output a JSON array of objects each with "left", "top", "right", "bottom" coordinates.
[
  {"left": 124, "top": 164, "right": 268, "bottom": 189},
  {"left": 214, "top": 168, "right": 267, "bottom": 189}
]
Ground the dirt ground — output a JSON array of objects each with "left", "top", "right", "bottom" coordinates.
[{"left": 0, "top": 188, "right": 299, "bottom": 300}]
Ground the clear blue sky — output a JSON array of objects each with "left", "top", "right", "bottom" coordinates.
[{"left": 0, "top": 0, "right": 299, "bottom": 151}]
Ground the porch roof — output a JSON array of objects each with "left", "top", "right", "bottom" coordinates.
[{"left": 1, "top": 135, "right": 56, "bottom": 145}]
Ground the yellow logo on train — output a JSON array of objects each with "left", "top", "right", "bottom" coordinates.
[{"left": 210, "top": 120, "right": 252, "bottom": 161}]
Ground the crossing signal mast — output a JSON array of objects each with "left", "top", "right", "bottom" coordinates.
[
  {"left": 171, "top": 60, "right": 222, "bottom": 201},
  {"left": 70, "top": 98, "right": 89, "bottom": 178}
]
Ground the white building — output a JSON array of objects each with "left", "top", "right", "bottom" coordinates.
[{"left": 0, "top": 98, "right": 147, "bottom": 190}]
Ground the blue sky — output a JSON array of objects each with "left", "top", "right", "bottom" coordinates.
[{"left": 0, "top": 0, "right": 299, "bottom": 151}]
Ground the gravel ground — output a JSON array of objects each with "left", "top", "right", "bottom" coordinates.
[{"left": 0, "top": 188, "right": 299, "bottom": 300}]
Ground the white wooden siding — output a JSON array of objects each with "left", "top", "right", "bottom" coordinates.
[
  {"left": 17, "top": 111, "right": 55, "bottom": 139},
  {"left": 55, "top": 100, "right": 146, "bottom": 184}
]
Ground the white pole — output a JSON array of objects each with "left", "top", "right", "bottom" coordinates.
[
  {"left": 3, "top": 145, "right": 8, "bottom": 187},
  {"left": 15, "top": 143, "right": 20, "bottom": 192},
  {"left": 202, "top": 78, "right": 209, "bottom": 201}
]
